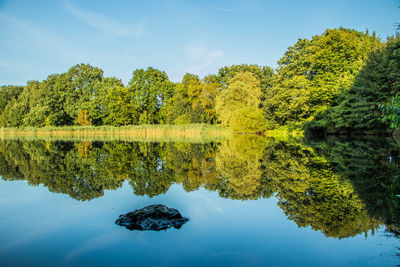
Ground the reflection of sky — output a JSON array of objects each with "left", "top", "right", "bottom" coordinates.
[{"left": 0, "top": 179, "right": 398, "bottom": 266}]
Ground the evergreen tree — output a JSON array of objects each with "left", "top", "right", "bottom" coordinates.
[{"left": 319, "top": 36, "right": 400, "bottom": 134}]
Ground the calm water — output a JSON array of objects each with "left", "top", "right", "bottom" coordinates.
[{"left": 0, "top": 135, "right": 399, "bottom": 266}]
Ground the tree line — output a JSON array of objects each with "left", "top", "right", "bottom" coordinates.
[{"left": 1, "top": 27, "right": 399, "bottom": 134}]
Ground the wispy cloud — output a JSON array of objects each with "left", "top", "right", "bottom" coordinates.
[
  {"left": 0, "top": 14, "right": 85, "bottom": 63},
  {"left": 209, "top": 6, "right": 240, "bottom": 12},
  {"left": 64, "top": 1, "right": 144, "bottom": 38},
  {"left": 185, "top": 49, "right": 223, "bottom": 75},
  {"left": 209, "top": 0, "right": 257, "bottom": 13},
  {"left": 186, "top": 42, "right": 206, "bottom": 59}
]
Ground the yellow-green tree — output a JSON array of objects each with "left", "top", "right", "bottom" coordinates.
[
  {"left": 215, "top": 135, "right": 267, "bottom": 200},
  {"left": 77, "top": 110, "right": 92, "bottom": 126},
  {"left": 215, "top": 71, "right": 264, "bottom": 131},
  {"left": 231, "top": 106, "right": 266, "bottom": 133}
]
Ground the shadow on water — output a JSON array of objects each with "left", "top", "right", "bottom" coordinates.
[{"left": 0, "top": 134, "right": 399, "bottom": 239}]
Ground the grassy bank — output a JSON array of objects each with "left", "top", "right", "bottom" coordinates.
[{"left": 0, "top": 124, "right": 232, "bottom": 143}]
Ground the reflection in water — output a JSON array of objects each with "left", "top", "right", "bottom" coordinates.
[
  {"left": 0, "top": 135, "right": 399, "bottom": 239},
  {"left": 263, "top": 137, "right": 379, "bottom": 238}
]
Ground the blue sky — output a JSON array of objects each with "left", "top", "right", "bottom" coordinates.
[{"left": 0, "top": 0, "right": 399, "bottom": 85}]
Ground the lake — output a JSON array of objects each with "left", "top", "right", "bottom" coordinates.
[{"left": 0, "top": 135, "right": 399, "bottom": 266}]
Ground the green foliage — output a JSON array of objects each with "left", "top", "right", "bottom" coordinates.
[
  {"left": 380, "top": 94, "right": 400, "bottom": 129},
  {"left": 318, "top": 36, "right": 400, "bottom": 134},
  {"left": 166, "top": 73, "right": 220, "bottom": 124},
  {"left": 87, "top": 77, "right": 126, "bottom": 126},
  {"left": 0, "top": 85, "right": 23, "bottom": 115},
  {"left": 267, "top": 28, "right": 382, "bottom": 129},
  {"left": 166, "top": 73, "right": 199, "bottom": 124},
  {"left": 63, "top": 64, "right": 104, "bottom": 122},
  {"left": 128, "top": 67, "right": 175, "bottom": 124},
  {"left": 0, "top": 29, "right": 389, "bottom": 133},
  {"left": 217, "top": 64, "right": 275, "bottom": 108},
  {"left": 0, "top": 85, "right": 24, "bottom": 127},
  {"left": 104, "top": 85, "right": 137, "bottom": 126},
  {"left": 215, "top": 71, "right": 262, "bottom": 127},
  {"left": 230, "top": 106, "right": 266, "bottom": 133}
]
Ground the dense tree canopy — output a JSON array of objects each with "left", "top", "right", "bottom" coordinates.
[
  {"left": 311, "top": 36, "right": 400, "bottom": 134},
  {"left": 128, "top": 67, "right": 175, "bottom": 124},
  {"left": 266, "top": 28, "right": 382, "bottom": 129}
]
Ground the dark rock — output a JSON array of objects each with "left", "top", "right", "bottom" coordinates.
[{"left": 115, "top": 204, "right": 189, "bottom": 231}]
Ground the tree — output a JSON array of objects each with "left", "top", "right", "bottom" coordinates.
[
  {"left": 231, "top": 106, "right": 266, "bottom": 133},
  {"left": 87, "top": 77, "right": 125, "bottom": 126},
  {"left": 165, "top": 73, "right": 220, "bottom": 124},
  {"left": 77, "top": 110, "right": 92, "bottom": 126},
  {"left": 266, "top": 28, "right": 382, "bottom": 129},
  {"left": 319, "top": 36, "right": 400, "bottom": 134},
  {"left": 104, "top": 86, "right": 136, "bottom": 126},
  {"left": 128, "top": 67, "right": 175, "bottom": 124},
  {"left": 194, "top": 75, "right": 220, "bottom": 124},
  {"left": 39, "top": 74, "right": 72, "bottom": 126},
  {"left": 215, "top": 71, "right": 262, "bottom": 128},
  {"left": 0, "top": 85, "right": 23, "bottom": 115},
  {"left": 0, "top": 85, "right": 24, "bottom": 127},
  {"left": 63, "top": 64, "right": 104, "bottom": 124}
]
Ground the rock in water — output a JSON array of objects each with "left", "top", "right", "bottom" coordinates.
[{"left": 115, "top": 204, "right": 189, "bottom": 231}]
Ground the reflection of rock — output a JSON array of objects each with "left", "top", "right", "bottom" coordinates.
[{"left": 115, "top": 204, "right": 189, "bottom": 231}]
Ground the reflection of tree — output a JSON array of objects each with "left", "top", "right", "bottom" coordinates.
[
  {"left": 1, "top": 136, "right": 399, "bottom": 240},
  {"left": 263, "top": 137, "right": 380, "bottom": 238},
  {"left": 0, "top": 140, "right": 25, "bottom": 181},
  {"left": 127, "top": 142, "right": 176, "bottom": 197},
  {"left": 162, "top": 142, "right": 220, "bottom": 193},
  {"left": 0, "top": 140, "right": 113, "bottom": 200},
  {"left": 0, "top": 138, "right": 273, "bottom": 201},
  {"left": 215, "top": 135, "right": 271, "bottom": 200},
  {"left": 77, "top": 141, "right": 92, "bottom": 158},
  {"left": 311, "top": 136, "right": 400, "bottom": 231}
]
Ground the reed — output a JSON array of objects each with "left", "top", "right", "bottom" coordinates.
[{"left": 0, "top": 124, "right": 232, "bottom": 143}]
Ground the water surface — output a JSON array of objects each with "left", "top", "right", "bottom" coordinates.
[{"left": 0, "top": 135, "right": 399, "bottom": 266}]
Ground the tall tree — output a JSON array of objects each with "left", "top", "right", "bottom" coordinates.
[
  {"left": 266, "top": 28, "right": 382, "bottom": 129},
  {"left": 321, "top": 36, "right": 400, "bottom": 134},
  {"left": 128, "top": 67, "right": 175, "bottom": 124},
  {"left": 0, "top": 85, "right": 23, "bottom": 127},
  {"left": 63, "top": 64, "right": 104, "bottom": 124},
  {"left": 87, "top": 77, "right": 125, "bottom": 126},
  {"left": 104, "top": 85, "right": 137, "bottom": 126},
  {"left": 217, "top": 64, "right": 275, "bottom": 109},
  {"left": 215, "top": 71, "right": 262, "bottom": 127}
]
